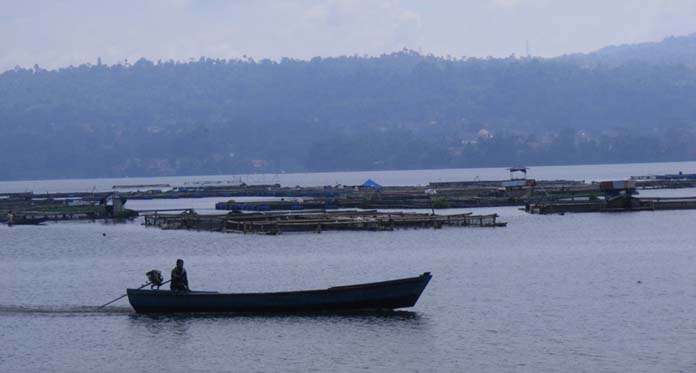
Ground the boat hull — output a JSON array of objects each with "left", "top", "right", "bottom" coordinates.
[{"left": 127, "top": 272, "right": 431, "bottom": 314}]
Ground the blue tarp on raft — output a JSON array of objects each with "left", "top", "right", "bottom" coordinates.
[{"left": 361, "top": 179, "right": 383, "bottom": 190}]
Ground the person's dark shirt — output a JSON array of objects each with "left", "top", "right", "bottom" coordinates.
[{"left": 170, "top": 267, "right": 189, "bottom": 291}]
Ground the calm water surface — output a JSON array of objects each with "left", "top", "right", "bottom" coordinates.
[
  {"left": 4, "top": 160, "right": 696, "bottom": 193},
  {"left": 2, "top": 164, "right": 696, "bottom": 372}
]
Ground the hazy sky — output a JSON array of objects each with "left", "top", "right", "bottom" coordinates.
[{"left": 1, "top": 0, "right": 695, "bottom": 71}]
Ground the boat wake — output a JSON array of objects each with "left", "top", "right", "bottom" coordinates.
[{"left": 0, "top": 304, "right": 132, "bottom": 315}]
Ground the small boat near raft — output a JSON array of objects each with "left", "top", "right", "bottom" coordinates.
[
  {"left": 127, "top": 272, "right": 432, "bottom": 314},
  {"left": 7, "top": 215, "right": 48, "bottom": 226}
]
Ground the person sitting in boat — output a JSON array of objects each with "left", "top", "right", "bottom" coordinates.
[{"left": 170, "top": 259, "right": 190, "bottom": 292}]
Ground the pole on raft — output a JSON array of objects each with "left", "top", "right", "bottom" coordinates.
[{"left": 96, "top": 280, "right": 171, "bottom": 310}]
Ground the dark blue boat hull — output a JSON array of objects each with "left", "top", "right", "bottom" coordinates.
[{"left": 127, "top": 272, "right": 431, "bottom": 314}]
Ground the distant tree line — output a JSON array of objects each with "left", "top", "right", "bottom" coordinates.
[{"left": 1, "top": 37, "right": 696, "bottom": 180}]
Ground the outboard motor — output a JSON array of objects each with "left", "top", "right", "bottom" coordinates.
[{"left": 146, "top": 270, "right": 164, "bottom": 289}]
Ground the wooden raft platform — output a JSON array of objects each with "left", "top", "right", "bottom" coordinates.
[
  {"left": 525, "top": 196, "right": 696, "bottom": 215},
  {"left": 143, "top": 210, "right": 506, "bottom": 235}
]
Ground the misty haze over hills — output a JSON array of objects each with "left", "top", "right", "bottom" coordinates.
[
  {"left": 2, "top": 34, "right": 696, "bottom": 180},
  {"left": 561, "top": 33, "right": 696, "bottom": 67}
]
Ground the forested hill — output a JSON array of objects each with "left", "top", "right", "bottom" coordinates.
[
  {"left": 561, "top": 33, "right": 696, "bottom": 67},
  {"left": 2, "top": 35, "right": 696, "bottom": 180}
]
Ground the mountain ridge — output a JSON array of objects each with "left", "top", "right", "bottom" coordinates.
[{"left": 1, "top": 34, "right": 696, "bottom": 180}]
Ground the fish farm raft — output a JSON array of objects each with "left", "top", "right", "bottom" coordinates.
[
  {"left": 143, "top": 210, "right": 506, "bottom": 235},
  {"left": 8, "top": 167, "right": 696, "bottom": 229}
]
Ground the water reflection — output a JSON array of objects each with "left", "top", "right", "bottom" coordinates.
[
  {"left": 127, "top": 310, "right": 430, "bottom": 337},
  {"left": 130, "top": 309, "right": 421, "bottom": 320}
]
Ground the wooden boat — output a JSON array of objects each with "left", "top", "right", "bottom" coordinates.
[
  {"left": 7, "top": 216, "right": 48, "bottom": 226},
  {"left": 127, "top": 272, "right": 431, "bottom": 314}
]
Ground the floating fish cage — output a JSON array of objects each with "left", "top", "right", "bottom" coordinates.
[{"left": 143, "top": 210, "right": 506, "bottom": 235}]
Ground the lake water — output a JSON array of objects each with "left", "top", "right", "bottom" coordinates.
[
  {"left": 2, "top": 163, "right": 696, "bottom": 372},
  {"left": 3, "top": 160, "right": 696, "bottom": 194}
]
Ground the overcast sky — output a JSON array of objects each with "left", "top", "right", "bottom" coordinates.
[{"left": 1, "top": 0, "right": 695, "bottom": 71}]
